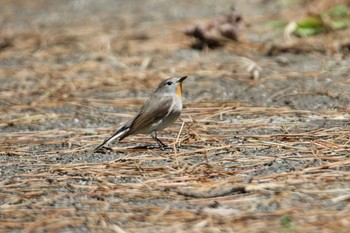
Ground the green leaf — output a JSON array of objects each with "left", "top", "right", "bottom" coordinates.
[
  {"left": 330, "top": 20, "right": 349, "bottom": 30},
  {"left": 297, "top": 16, "right": 323, "bottom": 28},
  {"left": 292, "top": 5, "right": 350, "bottom": 37},
  {"left": 294, "top": 16, "right": 325, "bottom": 37},
  {"left": 294, "top": 27, "right": 323, "bottom": 37},
  {"left": 324, "top": 5, "right": 349, "bottom": 17}
]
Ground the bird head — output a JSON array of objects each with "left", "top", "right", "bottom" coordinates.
[{"left": 156, "top": 76, "right": 187, "bottom": 98}]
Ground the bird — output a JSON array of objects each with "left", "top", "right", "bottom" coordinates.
[{"left": 95, "top": 76, "right": 187, "bottom": 151}]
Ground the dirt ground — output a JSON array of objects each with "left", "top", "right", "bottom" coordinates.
[{"left": 1, "top": 0, "right": 350, "bottom": 232}]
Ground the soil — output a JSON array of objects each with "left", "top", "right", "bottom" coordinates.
[{"left": 1, "top": 0, "right": 350, "bottom": 232}]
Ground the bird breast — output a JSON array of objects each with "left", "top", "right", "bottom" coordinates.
[{"left": 150, "top": 94, "right": 182, "bottom": 131}]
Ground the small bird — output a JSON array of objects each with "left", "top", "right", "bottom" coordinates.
[{"left": 95, "top": 76, "right": 187, "bottom": 151}]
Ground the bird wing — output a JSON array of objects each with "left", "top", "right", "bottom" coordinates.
[{"left": 120, "top": 94, "right": 173, "bottom": 139}]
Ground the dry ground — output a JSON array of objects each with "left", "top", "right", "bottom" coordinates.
[{"left": 1, "top": 0, "right": 350, "bottom": 232}]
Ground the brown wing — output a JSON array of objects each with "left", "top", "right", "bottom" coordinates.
[{"left": 120, "top": 94, "right": 173, "bottom": 140}]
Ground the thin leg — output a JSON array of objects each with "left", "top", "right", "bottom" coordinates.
[{"left": 151, "top": 131, "right": 166, "bottom": 149}]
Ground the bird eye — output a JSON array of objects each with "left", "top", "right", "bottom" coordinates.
[{"left": 166, "top": 81, "right": 172, "bottom": 85}]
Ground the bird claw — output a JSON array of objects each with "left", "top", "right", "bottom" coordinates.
[
  {"left": 130, "top": 144, "right": 168, "bottom": 150},
  {"left": 94, "top": 146, "right": 113, "bottom": 153}
]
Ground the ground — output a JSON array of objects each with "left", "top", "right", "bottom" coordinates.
[{"left": 1, "top": 0, "right": 350, "bottom": 232}]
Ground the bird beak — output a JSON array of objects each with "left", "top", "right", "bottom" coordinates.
[{"left": 177, "top": 76, "right": 187, "bottom": 83}]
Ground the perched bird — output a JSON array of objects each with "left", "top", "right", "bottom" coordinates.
[{"left": 95, "top": 76, "right": 187, "bottom": 151}]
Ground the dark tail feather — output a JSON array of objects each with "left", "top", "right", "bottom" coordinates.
[{"left": 95, "top": 127, "right": 129, "bottom": 150}]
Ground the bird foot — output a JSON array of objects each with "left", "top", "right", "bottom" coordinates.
[
  {"left": 128, "top": 144, "right": 169, "bottom": 151},
  {"left": 94, "top": 146, "right": 113, "bottom": 153}
]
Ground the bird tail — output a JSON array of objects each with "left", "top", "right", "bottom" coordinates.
[{"left": 94, "top": 126, "right": 129, "bottom": 150}]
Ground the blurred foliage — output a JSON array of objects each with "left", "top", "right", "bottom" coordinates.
[
  {"left": 294, "top": 16, "right": 325, "bottom": 37},
  {"left": 294, "top": 5, "right": 350, "bottom": 37},
  {"left": 279, "top": 0, "right": 301, "bottom": 6},
  {"left": 280, "top": 215, "right": 294, "bottom": 229},
  {"left": 266, "top": 19, "right": 288, "bottom": 29}
]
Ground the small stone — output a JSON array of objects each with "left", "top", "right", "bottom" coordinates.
[{"left": 276, "top": 56, "right": 289, "bottom": 65}]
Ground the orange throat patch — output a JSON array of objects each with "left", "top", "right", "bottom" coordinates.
[{"left": 176, "top": 83, "right": 182, "bottom": 98}]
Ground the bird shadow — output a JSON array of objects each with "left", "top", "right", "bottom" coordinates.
[{"left": 93, "top": 144, "right": 173, "bottom": 153}]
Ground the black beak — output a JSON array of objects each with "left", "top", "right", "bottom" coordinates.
[{"left": 177, "top": 76, "right": 187, "bottom": 83}]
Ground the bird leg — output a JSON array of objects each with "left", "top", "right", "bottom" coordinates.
[{"left": 151, "top": 131, "right": 166, "bottom": 150}]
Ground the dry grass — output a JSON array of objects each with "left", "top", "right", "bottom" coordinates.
[{"left": 1, "top": 102, "right": 350, "bottom": 232}]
